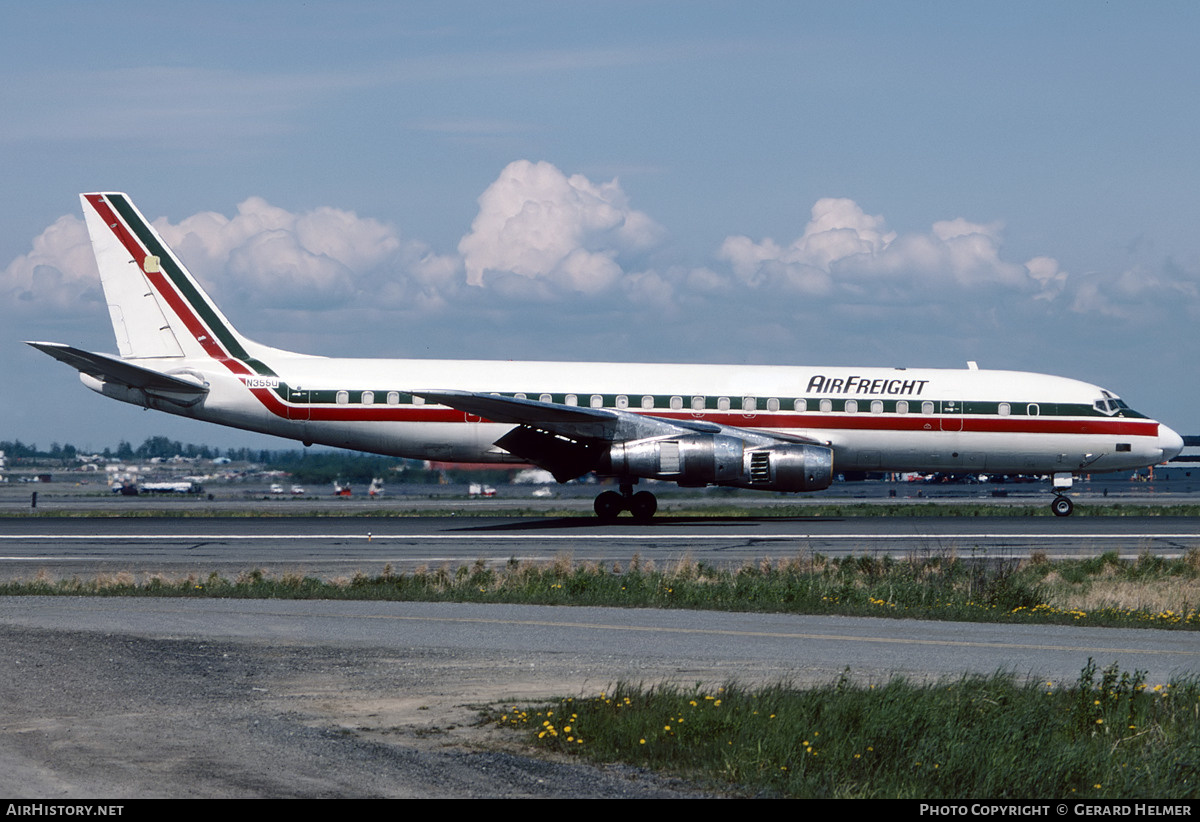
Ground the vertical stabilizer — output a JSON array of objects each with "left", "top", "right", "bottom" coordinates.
[{"left": 79, "top": 193, "right": 253, "bottom": 363}]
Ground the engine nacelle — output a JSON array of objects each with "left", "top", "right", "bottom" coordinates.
[{"left": 602, "top": 434, "right": 834, "bottom": 492}]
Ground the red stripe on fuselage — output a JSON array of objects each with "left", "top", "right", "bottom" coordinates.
[{"left": 251, "top": 402, "right": 1161, "bottom": 439}]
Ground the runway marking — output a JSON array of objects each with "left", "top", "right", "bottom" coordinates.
[{"left": 3, "top": 533, "right": 1200, "bottom": 541}]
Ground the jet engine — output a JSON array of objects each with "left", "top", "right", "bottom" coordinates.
[{"left": 602, "top": 434, "right": 833, "bottom": 492}]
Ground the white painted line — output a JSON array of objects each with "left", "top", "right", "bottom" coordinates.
[{"left": 1, "top": 533, "right": 1199, "bottom": 541}]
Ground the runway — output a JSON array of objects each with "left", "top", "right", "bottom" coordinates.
[
  {"left": 1, "top": 514, "right": 1198, "bottom": 580},
  {"left": 3, "top": 515, "right": 1198, "bottom": 796}
]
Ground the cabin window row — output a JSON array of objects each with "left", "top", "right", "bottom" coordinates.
[
  {"left": 333, "top": 390, "right": 420, "bottom": 406},
  {"left": 322, "top": 390, "right": 1045, "bottom": 417}
]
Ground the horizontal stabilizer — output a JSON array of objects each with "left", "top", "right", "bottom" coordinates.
[{"left": 26, "top": 342, "right": 209, "bottom": 400}]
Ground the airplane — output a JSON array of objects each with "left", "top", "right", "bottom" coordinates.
[{"left": 28, "top": 192, "right": 1184, "bottom": 521}]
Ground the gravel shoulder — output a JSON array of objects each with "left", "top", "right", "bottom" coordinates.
[{"left": 0, "top": 625, "right": 714, "bottom": 798}]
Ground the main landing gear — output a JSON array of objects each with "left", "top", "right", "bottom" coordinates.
[
  {"left": 1050, "top": 472, "right": 1074, "bottom": 517},
  {"left": 594, "top": 481, "right": 658, "bottom": 523}
]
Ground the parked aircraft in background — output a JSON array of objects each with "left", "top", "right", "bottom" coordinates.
[{"left": 29, "top": 193, "right": 1183, "bottom": 520}]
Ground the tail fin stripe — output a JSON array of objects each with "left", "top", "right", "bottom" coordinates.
[
  {"left": 83, "top": 195, "right": 243, "bottom": 370},
  {"left": 86, "top": 194, "right": 276, "bottom": 378},
  {"left": 103, "top": 195, "right": 248, "bottom": 360}
]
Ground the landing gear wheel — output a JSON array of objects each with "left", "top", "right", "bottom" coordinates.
[
  {"left": 1051, "top": 495, "right": 1074, "bottom": 517},
  {"left": 629, "top": 491, "right": 658, "bottom": 523},
  {"left": 594, "top": 491, "right": 624, "bottom": 522}
]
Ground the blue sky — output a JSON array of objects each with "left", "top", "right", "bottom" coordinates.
[{"left": 3, "top": 1, "right": 1199, "bottom": 452}]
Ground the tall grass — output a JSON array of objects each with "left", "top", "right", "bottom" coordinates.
[
  {"left": 6, "top": 550, "right": 1199, "bottom": 629},
  {"left": 496, "top": 662, "right": 1200, "bottom": 798}
]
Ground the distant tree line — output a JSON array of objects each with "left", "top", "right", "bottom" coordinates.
[
  {"left": 1, "top": 436, "right": 527, "bottom": 485},
  {"left": 0, "top": 436, "right": 430, "bottom": 482},
  {"left": 1, "top": 437, "right": 219, "bottom": 463}
]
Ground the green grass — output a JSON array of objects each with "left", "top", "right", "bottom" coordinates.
[
  {"left": 6, "top": 550, "right": 1198, "bottom": 629},
  {"left": 495, "top": 662, "right": 1200, "bottom": 798}
]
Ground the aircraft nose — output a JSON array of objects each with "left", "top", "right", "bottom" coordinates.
[{"left": 1158, "top": 424, "right": 1184, "bottom": 462}]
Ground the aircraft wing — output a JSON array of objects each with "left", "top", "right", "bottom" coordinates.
[
  {"left": 412, "top": 389, "right": 621, "bottom": 439},
  {"left": 26, "top": 342, "right": 210, "bottom": 402},
  {"left": 412, "top": 388, "right": 823, "bottom": 481}
]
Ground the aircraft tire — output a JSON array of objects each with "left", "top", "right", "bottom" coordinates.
[
  {"left": 1051, "top": 495, "right": 1074, "bottom": 517},
  {"left": 594, "top": 490, "right": 624, "bottom": 522},
  {"left": 629, "top": 491, "right": 658, "bottom": 523}
]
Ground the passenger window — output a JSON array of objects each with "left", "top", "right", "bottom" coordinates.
[
  {"left": 540, "top": 393, "right": 552, "bottom": 404},
  {"left": 896, "top": 400, "right": 908, "bottom": 414},
  {"left": 870, "top": 400, "right": 883, "bottom": 413},
  {"left": 387, "top": 391, "right": 399, "bottom": 405},
  {"left": 362, "top": 391, "right": 374, "bottom": 405},
  {"left": 794, "top": 399, "right": 807, "bottom": 412},
  {"left": 336, "top": 390, "right": 349, "bottom": 405},
  {"left": 566, "top": 394, "right": 578, "bottom": 406},
  {"left": 670, "top": 396, "right": 683, "bottom": 410},
  {"left": 742, "top": 396, "right": 756, "bottom": 412},
  {"left": 717, "top": 396, "right": 731, "bottom": 411},
  {"left": 767, "top": 398, "right": 780, "bottom": 412},
  {"left": 1027, "top": 403, "right": 1040, "bottom": 416},
  {"left": 641, "top": 395, "right": 654, "bottom": 409},
  {"left": 591, "top": 394, "right": 604, "bottom": 408},
  {"left": 514, "top": 392, "right": 526, "bottom": 400},
  {"left": 820, "top": 399, "right": 832, "bottom": 413},
  {"left": 998, "top": 402, "right": 1010, "bottom": 416},
  {"left": 845, "top": 399, "right": 858, "bottom": 413},
  {"left": 922, "top": 401, "right": 934, "bottom": 415},
  {"left": 692, "top": 396, "right": 705, "bottom": 411},
  {"left": 616, "top": 394, "right": 629, "bottom": 409}
]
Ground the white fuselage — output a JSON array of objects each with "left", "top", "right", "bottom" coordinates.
[{"left": 93, "top": 351, "right": 1181, "bottom": 477}]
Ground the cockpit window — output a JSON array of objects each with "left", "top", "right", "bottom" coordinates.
[{"left": 1093, "top": 396, "right": 1123, "bottom": 415}]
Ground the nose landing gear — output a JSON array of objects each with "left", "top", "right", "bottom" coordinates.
[{"left": 1050, "top": 472, "right": 1074, "bottom": 517}]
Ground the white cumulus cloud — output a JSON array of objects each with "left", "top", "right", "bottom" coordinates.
[
  {"left": 155, "top": 197, "right": 403, "bottom": 309},
  {"left": 0, "top": 214, "right": 101, "bottom": 315},
  {"left": 458, "top": 159, "right": 663, "bottom": 294},
  {"left": 719, "top": 198, "right": 1057, "bottom": 301}
]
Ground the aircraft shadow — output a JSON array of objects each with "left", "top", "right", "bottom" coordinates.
[{"left": 450, "top": 515, "right": 843, "bottom": 532}]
